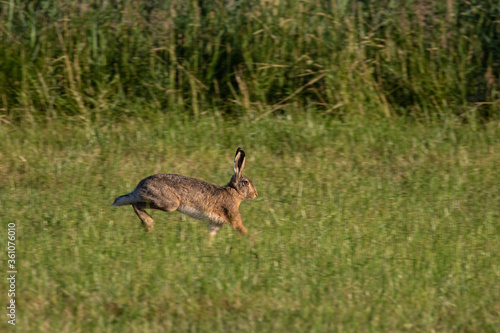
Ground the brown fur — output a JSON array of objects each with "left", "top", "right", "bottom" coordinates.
[{"left": 112, "top": 148, "right": 257, "bottom": 238}]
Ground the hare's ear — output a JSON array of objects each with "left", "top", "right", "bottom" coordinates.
[{"left": 233, "top": 148, "right": 246, "bottom": 178}]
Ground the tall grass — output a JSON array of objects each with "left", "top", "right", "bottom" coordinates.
[{"left": 0, "top": 0, "right": 499, "bottom": 122}]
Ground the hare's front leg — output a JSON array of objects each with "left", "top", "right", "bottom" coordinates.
[
  {"left": 229, "top": 213, "right": 248, "bottom": 235},
  {"left": 208, "top": 223, "right": 223, "bottom": 241}
]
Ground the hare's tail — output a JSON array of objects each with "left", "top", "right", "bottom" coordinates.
[{"left": 112, "top": 191, "right": 139, "bottom": 206}]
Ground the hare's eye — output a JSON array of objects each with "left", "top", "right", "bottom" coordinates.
[{"left": 243, "top": 180, "right": 249, "bottom": 186}]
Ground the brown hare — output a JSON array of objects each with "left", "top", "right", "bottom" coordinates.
[{"left": 112, "top": 148, "right": 257, "bottom": 239}]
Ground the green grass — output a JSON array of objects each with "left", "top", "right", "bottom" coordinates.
[
  {"left": 1, "top": 114, "right": 499, "bottom": 331},
  {"left": 1, "top": 1, "right": 499, "bottom": 331}
]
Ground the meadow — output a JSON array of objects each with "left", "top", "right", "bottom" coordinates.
[
  {"left": 1, "top": 114, "right": 500, "bottom": 332},
  {"left": 1, "top": 0, "right": 500, "bottom": 331}
]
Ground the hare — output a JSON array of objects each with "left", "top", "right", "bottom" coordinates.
[{"left": 112, "top": 148, "right": 257, "bottom": 239}]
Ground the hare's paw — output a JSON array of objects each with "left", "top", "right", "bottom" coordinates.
[
  {"left": 133, "top": 204, "right": 155, "bottom": 232},
  {"left": 142, "top": 218, "right": 154, "bottom": 232}
]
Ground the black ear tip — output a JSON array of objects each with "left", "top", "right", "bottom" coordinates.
[{"left": 236, "top": 147, "right": 245, "bottom": 155}]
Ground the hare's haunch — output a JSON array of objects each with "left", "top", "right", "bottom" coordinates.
[{"left": 112, "top": 148, "right": 257, "bottom": 238}]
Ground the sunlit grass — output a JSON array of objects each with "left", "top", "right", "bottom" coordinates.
[{"left": 1, "top": 114, "right": 499, "bottom": 331}]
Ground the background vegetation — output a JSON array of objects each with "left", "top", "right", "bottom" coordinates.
[
  {"left": 0, "top": 0, "right": 499, "bottom": 121},
  {"left": 1, "top": 0, "right": 500, "bottom": 332}
]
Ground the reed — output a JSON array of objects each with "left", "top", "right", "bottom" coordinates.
[{"left": 0, "top": 0, "right": 498, "bottom": 122}]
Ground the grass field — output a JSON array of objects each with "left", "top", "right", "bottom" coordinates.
[
  {"left": 1, "top": 114, "right": 499, "bottom": 331},
  {"left": 1, "top": 0, "right": 499, "bottom": 331}
]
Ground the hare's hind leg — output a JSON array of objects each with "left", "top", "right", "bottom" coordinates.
[
  {"left": 132, "top": 204, "right": 155, "bottom": 232},
  {"left": 133, "top": 195, "right": 181, "bottom": 232}
]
